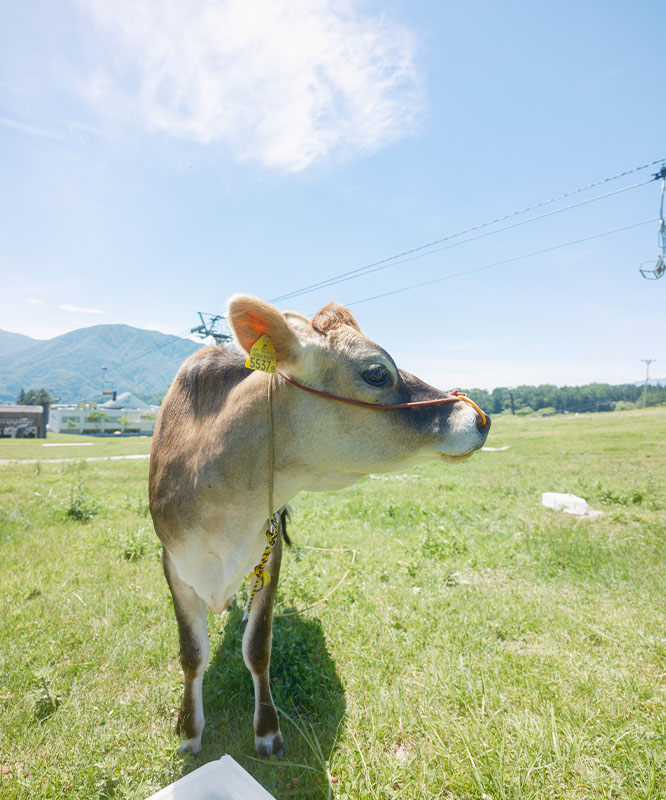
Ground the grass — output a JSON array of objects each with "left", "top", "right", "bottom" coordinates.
[
  {"left": 0, "top": 408, "right": 665, "bottom": 798},
  {"left": 0, "top": 433, "right": 152, "bottom": 461}
]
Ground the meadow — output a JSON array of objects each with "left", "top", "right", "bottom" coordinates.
[{"left": 0, "top": 409, "right": 664, "bottom": 799}]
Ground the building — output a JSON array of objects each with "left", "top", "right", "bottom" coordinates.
[
  {"left": 0, "top": 405, "right": 45, "bottom": 438},
  {"left": 48, "top": 393, "right": 160, "bottom": 435}
]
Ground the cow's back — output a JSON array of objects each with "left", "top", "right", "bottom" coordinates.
[{"left": 149, "top": 345, "right": 251, "bottom": 543}]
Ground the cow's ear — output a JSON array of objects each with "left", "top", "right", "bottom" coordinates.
[{"left": 227, "top": 295, "right": 302, "bottom": 363}]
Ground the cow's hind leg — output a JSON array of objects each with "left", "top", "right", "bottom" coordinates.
[
  {"left": 162, "top": 548, "right": 210, "bottom": 755},
  {"left": 242, "top": 529, "right": 284, "bottom": 757}
]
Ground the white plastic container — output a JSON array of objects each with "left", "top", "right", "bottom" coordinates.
[
  {"left": 145, "top": 755, "right": 276, "bottom": 800},
  {"left": 541, "top": 492, "right": 602, "bottom": 518}
]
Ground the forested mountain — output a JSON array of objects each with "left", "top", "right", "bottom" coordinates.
[
  {"left": 0, "top": 329, "right": 43, "bottom": 357},
  {"left": 2, "top": 323, "right": 664, "bottom": 413},
  {"left": 465, "top": 382, "right": 666, "bottom": 415},
  {"left": 0, "top": 325, "right": 201, "bottom": 404}
]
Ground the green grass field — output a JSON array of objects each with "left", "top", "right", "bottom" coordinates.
[
  {"left": 0, "top": 409, "right": 665, "bottom": 799},
  {"left": 0, "top": 433, "right": 152, "bottom": 462}
]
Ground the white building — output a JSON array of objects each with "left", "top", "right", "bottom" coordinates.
[{"left": 48, "top": 392, "right": 160, "bottom": 435}]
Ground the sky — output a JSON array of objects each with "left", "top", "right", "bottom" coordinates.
[{"left": 1, "top": 0, "right": 665, "bottom": 391}]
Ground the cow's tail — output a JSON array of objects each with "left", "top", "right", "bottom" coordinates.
[{"left": 279, "top": 505, "right": 292, "bottom": 547}]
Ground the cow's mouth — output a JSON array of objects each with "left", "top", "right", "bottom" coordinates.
[{"left": 438, "top": 451, "right": 474, "bottom": 463}]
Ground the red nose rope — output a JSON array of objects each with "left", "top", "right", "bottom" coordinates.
[{"left": 277, "top": 370, "right": 487, "bottom": 426}]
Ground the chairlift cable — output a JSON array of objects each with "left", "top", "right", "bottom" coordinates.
[
  {"left": 343, "top": 218, "right": 658, "bottom": 308},
  {"left": 293, "top": 177, "right": 654, "bottom": 300},
  {"left": 270, "top": 158, "right": 665, "bottom": 304},
  {"left": 112, "top": 161, "right": 665, "bottom": 366},
  {"left": 117, "top": 328, "right": 193, "bottom": 368}
]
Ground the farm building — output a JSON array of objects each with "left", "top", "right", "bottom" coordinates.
[
  {"left": 0, "top": 405, "right": 45, "bottom": 438},
  {"left": 48, "top": 392, "right": 160, "bottom": 435}
]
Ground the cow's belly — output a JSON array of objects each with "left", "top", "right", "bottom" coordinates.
[{"left": 168, "top": 523, "right": 269, "bottom": 614}]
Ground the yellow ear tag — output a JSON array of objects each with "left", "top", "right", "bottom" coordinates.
[{"left": 245, "top": 334, "right": 277, "bottom": 374}]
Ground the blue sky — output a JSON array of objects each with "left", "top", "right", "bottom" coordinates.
[{"left": 1, "top": 0, "right": 664, "bottom": 390}]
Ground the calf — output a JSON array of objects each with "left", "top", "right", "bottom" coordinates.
[{"left": 149, "top": 295, "right": 490, "bottom": 756}]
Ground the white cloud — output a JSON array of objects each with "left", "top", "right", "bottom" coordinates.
[
  {"left": 0, "top": 115, "right": 65, "bottom": 141},
  {"left": 80, "top": 0, "right": 423, "bottom": 171},
  {"left": 27, "top": 298, "right": 45, "bottom": 305},
  {"left": 60, "top": 304, "right": 105, "bottom": 314}
]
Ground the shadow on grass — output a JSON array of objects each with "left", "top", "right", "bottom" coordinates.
[{"left": 178, "top": 601, "right": 345, "bottom": 796}]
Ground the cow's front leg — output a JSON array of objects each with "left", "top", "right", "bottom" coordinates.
[
  {"left": 162, "top": 548, "right": 210, "bottom": 755},
  {"left": 242, "top": 529, "right": 284, "bottom": 757}
]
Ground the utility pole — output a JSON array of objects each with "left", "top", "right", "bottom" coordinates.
[
  {"left": 507, "top": 386, "right": 515, "bottom": 415},
  {"left": 641, "top": 358, "right": 655, "bottom": 408}
]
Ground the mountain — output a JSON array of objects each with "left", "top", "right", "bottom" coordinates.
[
  {"left": 0, "top": 325, "right": 203, "bottom": 404},
  {"left": 0, "top": 329, "right": 43, "bottom": 357},
  {"left": 633, "top": 377, "right": 666, "bottom": 387}
]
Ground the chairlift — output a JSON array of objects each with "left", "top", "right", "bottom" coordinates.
[
  {"left": 639, "top": 165, "right": 666, "bottom": 280},
  {"left": 640, "top": 255, "right": 666, "bottom": 280}
]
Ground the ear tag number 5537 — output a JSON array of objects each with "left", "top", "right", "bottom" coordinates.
[{"left": 245, "top": 334, "right": 277, "bottom": 374}]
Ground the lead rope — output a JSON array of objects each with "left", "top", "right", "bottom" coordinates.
[{"left": 246, "top": 372, "right": 280, "bottom": 616}]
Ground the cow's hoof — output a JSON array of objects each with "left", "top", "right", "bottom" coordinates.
[
  {"left": 254, "top": 731, "right": 285, "bottom": 760},
  {"left": 178, "top": 737, "right": 202, "bottom": 756}
]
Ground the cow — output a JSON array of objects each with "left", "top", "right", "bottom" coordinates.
[{"left": 149, "top": 295, "right": 490, "bottom": 758}]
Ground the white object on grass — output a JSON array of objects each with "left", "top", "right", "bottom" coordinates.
[
  {"left": 42, "top": 442, "right": 94, "bottom": 447},
  {"left": 541, "top": 492, "right": 602, "bottom": 519},
  {"left": 145, "top": 755, "right": 276, "bottom": 800},
  {"left": 481, "top": 445, "right": 510, "bottom": 451}
]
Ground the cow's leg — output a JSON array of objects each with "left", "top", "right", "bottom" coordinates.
[
  {"left": 162, "top": 547, "right": 210, "bottom": 755},
  {"left": 242, "top": 529, "right": 284, "bottom": 757}
]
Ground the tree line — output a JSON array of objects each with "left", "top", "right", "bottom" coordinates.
[
  {"left": 16, "top": 382, "right": 666, "bottom": 420},
  {"left": 464, "top": 382, "right": 666, "bottom": 415}
]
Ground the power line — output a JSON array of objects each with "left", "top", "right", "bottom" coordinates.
[
  {"left": 118, "top": 328, "right": 194, "bottom": 368},
  {"left": 101, "top": 159, "right": 664, "bottom": 370},
  {"left": 297, "top": 177, "right": 654, "bottom": 302},
  {"left": 343, "top": 217, "right": 658, "bottom": 308},
  {"left": 118, "top": 312, "right": 231, "bottom": 370},
  {"left": 270, "top": 158, "right": 665, "bottom": 304}
]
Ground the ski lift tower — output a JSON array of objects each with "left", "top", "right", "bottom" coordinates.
[{"left": 190, "top": 312, "right": 233, "bottom": 345}]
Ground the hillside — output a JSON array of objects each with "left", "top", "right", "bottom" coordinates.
[
  {"left": 0, "top": 325, "right": 202, "bottom": 404},
  {"left": 0, "top": 329, "right": 43, "bottom": 357}
]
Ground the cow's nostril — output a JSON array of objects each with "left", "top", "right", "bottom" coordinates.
[{"left": 477, "top": 413, "right": 491, "bottom": 434}]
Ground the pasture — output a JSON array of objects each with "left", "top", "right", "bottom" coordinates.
[{"left": 0, "top": 409, "right": 665, "bottom": 799}]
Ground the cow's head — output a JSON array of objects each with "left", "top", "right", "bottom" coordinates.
[{"left": 228, "top": 295, "right": 490, "bottom": 484}]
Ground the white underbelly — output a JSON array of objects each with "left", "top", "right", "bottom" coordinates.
[{"left": 169, "top": 523, "right": 269, "bottom": 614}]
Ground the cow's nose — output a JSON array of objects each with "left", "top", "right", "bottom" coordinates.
[{"left": 477, "top": 412, "right": 491, "bottom": 435}]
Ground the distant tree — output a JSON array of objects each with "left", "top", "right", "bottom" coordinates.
[
  {"left": 515, "top": 405, "right": 534, "bottom": 416},
  {"left": 86, "top": 410, "right": 109, "bottom": 423},
  {"left": 18, "top": 388, "right": 51, "bottom": 405},
  {"left": 117, "top": 415, "right": 133, "bottom": 432},
  {"left": 465, "top": 388, "right": 491, "bottom": 410},
  {"left": 614, "top": 401, "right": 637, "bottom": 411},
  {"left": 140, "top": 413, "right": 157, "bottom": 421},
  {"left": 17, "top": 388, "right": 53, "bottom": 428},
  {"left": 461, "top": 381, "right": 663, "bottom": 416}
]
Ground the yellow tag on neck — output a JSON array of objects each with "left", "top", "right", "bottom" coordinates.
[{"left": 245, "top": 334, "right": 277, "bottom": 374}]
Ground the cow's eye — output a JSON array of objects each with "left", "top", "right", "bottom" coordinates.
[{"left": 362, "top": 365, "right": 389, "bottom": 387}]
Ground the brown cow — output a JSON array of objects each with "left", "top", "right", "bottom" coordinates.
[{"left": 149, "top": 295, "right": 490, "bottom": 757}]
